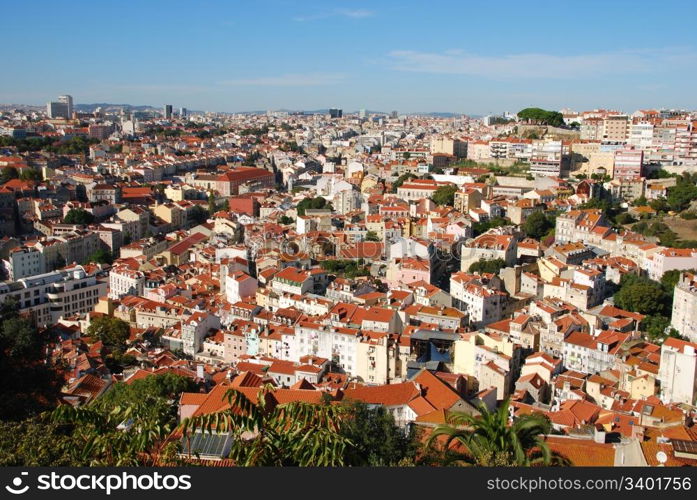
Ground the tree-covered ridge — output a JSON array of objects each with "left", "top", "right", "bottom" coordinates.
[{"left": 517, "top": 108, "right": 565, "bottom": 127}]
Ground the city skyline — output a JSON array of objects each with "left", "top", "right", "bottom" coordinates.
[{"left": 3, "top": 0, "right": 697, "bottom": 114}]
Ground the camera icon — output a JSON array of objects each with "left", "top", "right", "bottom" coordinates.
[{"left": 5, "top": 472, "right": 29, "bottom": 495}]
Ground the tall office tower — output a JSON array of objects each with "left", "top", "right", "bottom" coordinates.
[
  {"left": 390, "top": 110, "right": 398, "bottom": 119},
  {"left": 164, "top": 104, "right": 173, "bottom": 119},
  {"left": 329, "top": 108, "right": 343, "bottom": 119},
  {"left": 359, "top": 109, "right": 367, "bottom": 119},
  {"left": 180, "top": 107, "right": 187, "bottom": 118},
  {"left": 47, "top": 101, "right": 69, "bottom": 119},
  {"left": 58, "top": 95, "right": 73, "bottom": 117}
]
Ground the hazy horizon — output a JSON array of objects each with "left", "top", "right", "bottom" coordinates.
[{"left": 3, "top": 0, "right": 696, "bottom": 114}]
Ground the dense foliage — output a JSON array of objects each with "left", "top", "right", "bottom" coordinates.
[
  {"left": 522, "top": 211, "right": 554, "bottom": 240},
  {"left": 469, "top": 258, "right": 506, "bottom": 275},
  {"left": 64, "top": 208, "right": 95, "bottom": 225},
  {"left": 296, "top": 196, "right": 332, "bottom": 216},
  {"left": 0, "top": 136, "right": 100, "bottom": 154},
  {"left": 338, "top": 401, "right": 418, "bottom": 466},
  {"left": 472, "top": 217, "right": 509, "bottom": 237},
  {"left": 320, "top": 259, "right": 371, "bottom": 279},
  {"left": 86, "top": 316, "right": 130, "bottom": 351},
  {"left": 391, "top": 172, "right": 417, "bottom": 193},
  {"left": 428, "top": 400, "right": 568, "bottom": 466},
  {"left": 86, "top": 248, "right": 113, "bottom": 265},
  {"left": 365, "top": 230, "right": 381, "bottom": 242},
  {"left": 0, "top": 300, "right": 62, "bottom": 421},
  {"left": 180, "top": 386, "right": 352, "bottom": 466},
  {"left": 613, "top": 273, "right": 684, "bottom": 341},
  {"left": 517, "top": 108, "right": 565, "bottom": 127},
  {"left": 431, "top": 184, "right": 458, "bottom": 206}
]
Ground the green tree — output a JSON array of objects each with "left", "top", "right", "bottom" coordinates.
[
  {"left": 0, "top": 419, "right": 77, "bottom": 466},
  {"left": 391, "top": 173, "right": 416, "bottom": 193},
  {"left": 207, "top": 192, "right": 217, "bottom": 214},
  {"left": 365, "top": 230, "right": 380, "bottom": 242},
  {"left": 472, "top": 217, "right": 509, "bottom": 237},
  {"left": 640, "top": 315, "right": 672, "bottom": 341},
  {"left": 428, "top": 400, "right": 567, "bottom": 466},
  {"left": 660, "top": 270, "right": 684, "bottom": 290},
  {"left": 516, "top": 108, "right": 565, "bottom": 127},
  {"left": 614, "top": 274, "right": 668, "bottom": 316},
  {"left": 189, "top": 205, "right": 210, "bottom": 225},
  {"left": 47, "top": 374, "right": 197, "bottom": 466},
  {"left": 0, "top": 166, "right": 18, "bottom": 183},
  {"left": 614, "top": 212, "right": 636, "bottom": 225},
  {"left": 279, "top": 215, "right": 294, "bottom": 225},
  {"left": 64, "top": 208, "right": 94, "bottom": 225},
  {"left": 180, "top": 385, "right": 352, "bottom": 466},
  {"left": 86, "top": 248, "right": 113, "bottom": 265},
  {"left": 296, "top": 196, "right": 331, "bottom": 216},
  {"left": 19, "top": 169, "right": 42, "bottom": 181},
  {"left": 666, "top": 181, "right": 697, "bottom": 212},
  {"left": 522, "top": 211, "right": 553, "bottom": 240},
  {"left": 0, "top": 310, "right": 62, "bottom": 420},
  {"left": 86, "top": 316, "right": 130, "bottom": 350},
  {"left": 431, "top": 184, "right": 458, "bottom": 206},
  {"left": 339, "top": 401, "right": 418, "bottom": 466},
  {"left": 468, "top": 258, "right": 506, "bottom": 275},
  {"left": 632, "top": 195, "right": 648, "bottom": 207},
  {"left": 649, "top": 197, "right": 670, "bottom": 213}
]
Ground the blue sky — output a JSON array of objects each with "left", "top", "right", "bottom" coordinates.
[{"left": 3, "top": 0, "right": 696, "bottom": 114}]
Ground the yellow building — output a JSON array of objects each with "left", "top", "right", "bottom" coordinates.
[{"left": 153, "top": 202, "right": 184, "bottom": 230}]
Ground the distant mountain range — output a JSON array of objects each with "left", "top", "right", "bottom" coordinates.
[
  {"left": 74, "top": 103, "right": 162, "bottom": 113},
  {"left": 1, "top": 102, "right": 471, "bottom": 117}
]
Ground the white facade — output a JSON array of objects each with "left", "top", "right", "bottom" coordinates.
[
  {"left": 670, "top": 272, "right": 697, "bottom": 342},
  {"left": 6, "top": 246, "right": 45, "bottom": 280},
  {"left": 109, "top": 266, "right": 145, "bottom": 299},
  {"left": 659, "top": 338, "right": 697, "bottom": 406},
  {"left": 0, "top": 266, "right": 107, "bottom": 326}
]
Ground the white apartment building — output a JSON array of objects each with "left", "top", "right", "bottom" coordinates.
[
  {"left": 658, "top": 337, "right": 697, "bottom": 406},
  {"left": 181, "top": 311, "right": 221, "bottom": 356},
  {"left": 450, "top": 272, "right": 507, "bottom": 329},
  {"left": 108, "top": 265, "right": 145, "bottom": 299},
  {"left": 5, "top": 246, "right": 45, "bottom": 280},
  {"left": 293, "top": 322, "right": 361, "bottom": 375},
  {"left": 459, "top": 230, "right": 518, "bottom": 272},
  {"left": 554, "top": 209, "right": 609, "bottom": 245},
  {"left": 222, "top": 269, "right": 258, "bottom": 304},
  {"left": 562, "top": 330, "right": 629, "bottom": 374},
  {"left": 670, "top": 272, "right": 697, "bottom": 342},
  {"left": 0, "top": 265, "right": 107, "bottom": 326},
  {"left": 628, "top": 122, "right": 654, "bottom": 150},
  {"left": 647, "top": 248, "right": 697, "bottom": 281}
]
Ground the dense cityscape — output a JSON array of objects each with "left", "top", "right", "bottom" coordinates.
[{"left": 0, "top": 97, "right": 696, "bottom": 467}]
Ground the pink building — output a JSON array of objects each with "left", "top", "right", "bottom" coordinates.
[
  {"left": 386, "top": 257, "right": 431, "bottom": 288},
  {"left": 613, "top": 149, "right": 644, "bottom": 180}
]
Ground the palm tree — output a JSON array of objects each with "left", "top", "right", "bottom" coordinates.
[
  {"left": 179, "top": 384, "right": 352, "bottom": 466},
  {"left": 428, "top": 399, "right": 568, "bottom": 466}
]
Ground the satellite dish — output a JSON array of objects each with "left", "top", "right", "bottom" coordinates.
[{"left": 656, "top": 451, "right": 668, "bottom": 466}]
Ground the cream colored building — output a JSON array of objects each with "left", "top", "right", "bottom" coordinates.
[
  {"left": 355, "top": 332, "right": 403, "bottom": 385},
  {"left": 453, "top": 332, "right": 519, "bottom": 389},
  {"left": 602, "top": 115, "right": 629, "bottom": 142}
]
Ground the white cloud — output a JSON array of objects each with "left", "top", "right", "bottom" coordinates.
[
  {"left": 218, "top": 73, "right": 345, "bottom": 86},
  {"left": 387, "top": 48, "right": 697, "bottom": 79},
  {"left": 293, "top": 8, "right": 374, "bottom": 22}
]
